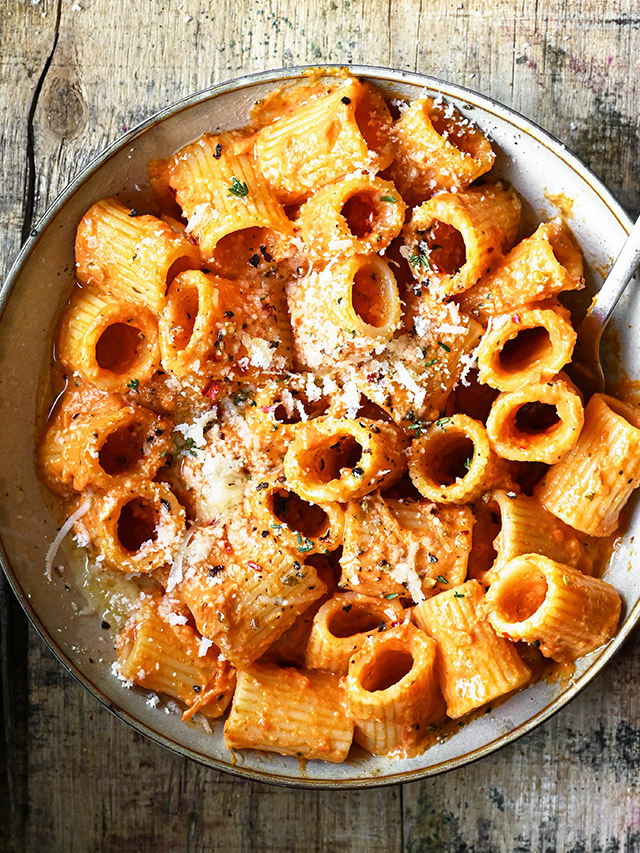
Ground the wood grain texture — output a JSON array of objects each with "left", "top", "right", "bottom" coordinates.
[{"left": 1, "top": 0, "right": 639, "bottom": 850}]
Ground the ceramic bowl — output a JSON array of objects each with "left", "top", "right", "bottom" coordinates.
[{"left": 0, "top": 65, "right": 637, "bottom": 788}]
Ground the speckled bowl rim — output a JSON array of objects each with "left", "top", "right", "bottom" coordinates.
[{"left": 0, "top": 63, "right": 636, "bottom": 789}]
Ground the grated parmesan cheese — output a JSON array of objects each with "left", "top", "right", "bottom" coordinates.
[
  {"left": 198, "top": 636, "right": 214, "bottom": 657},
  {"left": 173, "top": 409, "right": 217, "bottom": 449},
  {"left": 388, "top": 542, "right": 424, "bottom": 602},
  {"left": 185, "top": 203, "right": 210, "bottom": 234},
  {"left": 45, "top": 497, "right": 93, "bottom": 581}
]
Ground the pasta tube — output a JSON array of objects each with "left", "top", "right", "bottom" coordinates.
[
  {"left": 255, "top": 77, "right": 393, "bottom": 204},
  {"left": 51, "top": 405, "right": 172, "bottom": 493},
  {"left": 287, "top": 254, "right": 401, "bottom": 370},
  {"left": 476, "top": 303, "right": 576, "bottom": 392},
  {"left": 224, "top": 664, "right": 354, "bottom": 763},
  {"left": 305, "top": 591, "right": 404, "bottom": 674},
  {"left": 486, "top": 376, "right": 584, "bottom": 463},
  {"left": 489, "top": 490, "right": 586, "bottom": 574},
  {"left": 388, "top": 96, "right": 495, "bottom": 205},
  {"left": 117, "top": 593, "right": 235, "bottom": 719},
  {"left": 346, "top": 621, "right": 443, "bottom": 726},
  {"left": 80, "top": 480, "right": 186, "bottom": 573},
  {"left": 402, "top": 183, "right": 521, "bottom": 298},
  {"left": 340, "top": 492, "right": 474, "bottom": 599},
  {"left": 458, "top": 219, "right": 584, "bottom": 321},
  {"left": 296, "top": 174, "right": 406, "bottom": 262},
  {"left": 413, "top": 579, "right": 531, "bottom": 718},
  {"left": 486, "top": 554, "right": 621, "bottom": 662},
  {"left": 58, "top": 288, "right": 160, "bottom": 394},
  {"left": 536, "top": 394, "right": 640, "bottom": 536},
  {"left": 177, "top": 523, "right": 327, "bottom": 669},
  {"left": 160, "top": 132, "right": 293, "bottom": 270},
  {"left": 408, "top": 414, "right": 507, "bottom": 503},
  {"left": 75, "top": 198, "right": 200, "bottom": 313},
  {"left": 249, "top": 474, "right": 345, "bottom": 555},
  {"left": 283, "top": 416, "right": 406, "bottom": 503}
]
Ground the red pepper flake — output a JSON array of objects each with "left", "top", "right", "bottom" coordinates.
[
  {"left": 512, "top": 314, "right": 521, "bottom": 323},
  {"left": 202, "top": 380, "right": 220, "bottom": 400},
  {"left": 366, "top": 372, "right": 378, "bottom": 383},
  {"left": 248, "top": 561, "right": 262, "bottom": 573}
]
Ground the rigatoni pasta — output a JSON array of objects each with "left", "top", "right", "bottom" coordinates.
[{"left": 37, "top": 71, "right": 638, "bottom": 768}]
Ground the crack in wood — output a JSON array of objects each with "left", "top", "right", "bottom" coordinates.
[{"left": 20, "top": 0, "right": 63, "bottom": 245}]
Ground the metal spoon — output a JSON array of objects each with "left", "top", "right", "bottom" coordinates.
[{"left": 568, "top": 214, "right": 640, "bottom": 397}]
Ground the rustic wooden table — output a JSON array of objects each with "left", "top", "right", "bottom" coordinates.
[{"left": 1, "top": 1, "right": 638, "bottom": 850}]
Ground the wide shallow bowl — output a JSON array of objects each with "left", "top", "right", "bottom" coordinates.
[{"left": 0, "top": 65, "right": 637, "bottom": 788}]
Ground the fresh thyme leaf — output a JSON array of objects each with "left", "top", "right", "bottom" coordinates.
[
  {"left": 380, "top": 195, "right": 396, "bottom": 203},
  {"left": 228, "top": 177, "right": 249, "bottom": 198},
  {"left": 410, "top": 251, "right": 432, "bottom": 271},
  {"left": 296, "top": 532, "right": 314, "bottom": 553},
  {"left": 126, "top": 378, "right": 139, "bottom": 391}
]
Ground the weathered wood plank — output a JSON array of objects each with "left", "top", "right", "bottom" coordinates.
[
  {"left": 0, "top": 2, "right": 61, "bottom": 851},
  {"left": 403, "top": 628, "right": 640, "bottom": 852},
  {"left": 2, "top": 0, "right": 639, "bottom": 850}
]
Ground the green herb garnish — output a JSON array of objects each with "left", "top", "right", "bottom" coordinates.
[
  {"left": 296, "top": 532, "right": 314, "bottom": 553},
  {"left": 228, "top": 177, "right": 249, "bottom": 198}
]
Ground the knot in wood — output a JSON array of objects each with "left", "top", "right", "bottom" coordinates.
[{"left": 44, "top": 78, "right": 86, "bottom": 138}]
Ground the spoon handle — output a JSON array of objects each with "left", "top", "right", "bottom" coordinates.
[{"left": 589, "top": 213, "right": 640, "bottom": 328}]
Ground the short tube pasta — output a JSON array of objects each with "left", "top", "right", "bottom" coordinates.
[
  {"left": 58, "top": 405, "right": 172, "bottom": 492},
  {"left": 224, "top": 664, "right": 354, "bottom": 763},
  {"left": 296, "top": 174, "right": 406, "bottom": 261},
  {"left": 458, "top": 219, "right": 584, "bottom": 321},
  {"left": 249, "top": 474, "right": 345, "bottom": 555},
  {"left": 412, "top": 579, "right": 531, "bottom": 719},
  {"left": 486, "top": 554, "right": 621, "bottom": 662},
  {"left": 58, "top": 289, "right": 160, "bottom": 393},
  {"left": 489, "top": 490, "right": 586, "bottom": 574},
  {"left": 305, "top": 592, "right": 404, "bottom": 674},
  {"left": 255, "top": 77, "right": 393, "bottom": 204},
  {"left": 388, "top": 96, "right": 496, "bottom": 205},
  {"left": 402, "top": 183, "right": 521, "bottom": 298},
  {"left": 345, "top": 622, "right": 443, "bottom": 725},
  {"left": 288, "top": 254, "right": 401, "bottom": 370},
  {"left": 75, "top": 198, "right": 201, "bottom": 314},
  {"left": 486, "top": 376, "right": 584, "bottom": 463},
  {"left": 339, "top": 493, "right": 474, "bottom": 598},
  {"left": 177, "top": 524, "right": 327, "bottom": 669},
  {"left": 408, "top": 414, "right": 505, "bottom": 503},
  {"left": 284, "top": 416, "right": 405, "bottom": 503},
  {"left": 117, "top": 593, "right": 235, "bottom": 719},
  {"left": 536, "top": 393, "right": 640, "bottom": 536},
  {"left": 158, "top": 270, "right": 237, "bottom": 378},
  {"left": 80, "top": 480, "right": 186, "bottom": 573},
  {"left": 476, "top": 303, "right": 576, "bottom": 392},
  {"left": 158, "top": 133, "right": 293, "bottom": 270}
]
